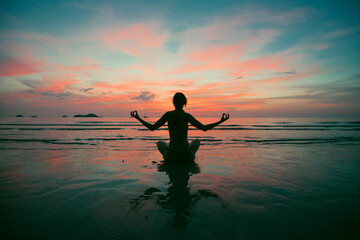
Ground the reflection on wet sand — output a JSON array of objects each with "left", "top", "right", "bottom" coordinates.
[{"left": 130, "top": 160, "right": 226, "bottom": 230}]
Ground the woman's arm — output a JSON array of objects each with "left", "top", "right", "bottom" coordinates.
[
  {"left": 188, "top": 113, "right": 230, "bottom": 131},
  {"left": 130, "top": 110, "right": 168, "bottom": 131}
]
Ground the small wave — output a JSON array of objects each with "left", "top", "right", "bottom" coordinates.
[
  {"left": 0, "top": 138, "right": 91, "bottom": 145},
  {"left": 198, "top": 139, "right": 222, "bottom": 142},
  {"left": 251, "top": 125, "right": 279, "bottom": 127},
  {"left": 251, "top": 124, "right": 360, "bottom": 128},
  {"left": 79, "top": 137, "right": 169, "bottom": 141},
  {"left": 0, "top": 136, "right": 222, "bottom": 145},
  {"left": 76, "top": 121, "right": 136, "bottom": 124},
  {"left": 0, "top": 147, "right": 93, "bottom": 150},
  {"left": 189, "top": 136, "right": 216, "bottom": 139},
  {"left": 196, "top": 127, "right": 359, "bottom": 131},
  {"left": 316, "top": 121, "right": 360, "bottom": 124},
  {"left": 212, "top": 126, "right": 359, "bottom": 130},
  {"left": 279, "top": 125, "right": 359, "bottom": 128},
  {"left": 237, "top": 137, "right": 360, "bottom": 144},
  {"left": 16, "top": 128, "right": 126, "bottom": 131},
  {"left": 0, "top": 123, "right": 141, "bottom": 126}
]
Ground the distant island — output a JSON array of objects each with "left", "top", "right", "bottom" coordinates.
[
  {"left": 62, "top": 115, "right": 68, "bottom": 118},
  {"left": 16, "top": 114, "right": 24, "bottom": 117},
  {"left": 73, "top": 113, "right": 100, "bottom": 118}
]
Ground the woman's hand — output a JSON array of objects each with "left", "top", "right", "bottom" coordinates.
[
  {"left": 130, "top": 110, "right": 140, "bottom": 119},
  {"left": 221, "top": 113, "right": 230, "bottom": 122}
]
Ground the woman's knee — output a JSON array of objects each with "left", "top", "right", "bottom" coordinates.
[
  {"left": 190, "top": 139, "right": 200, "bottom": 153},
  {"left": 157, "top": 141, "right": 168, "bottom": 154}
]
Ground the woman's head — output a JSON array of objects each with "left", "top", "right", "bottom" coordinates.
[{"left": 173, "top": 92, "right": 187, "bottom": 109}]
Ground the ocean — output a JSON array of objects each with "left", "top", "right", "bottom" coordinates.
[{"left": 1, "top": 117, "right": 360, "bottom": 239}]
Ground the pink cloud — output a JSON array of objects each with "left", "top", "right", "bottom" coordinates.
[
  {"left": 100, "top": 23, "right": 167, "bottom": 56},
  {"left": 167, "top": 26, "right": 281, "bottom": 76},
  {"left": 93, "top": 78, "right": 194, "bottom": 93},
  {"left": 54, "top": 64, "right": 99, "bottom": 72},
  {"left": 0, "top": 57, "right": 45, "bottom": 76},
  {"left": 168, "top": 53, "right": 285, "bottom": 76},
  {"left": 235, "top": 55, "right": 285, "bottom": 73},
  {"left": 188, "top": 42, "right": 245, "bottom": 63},
  {"left": 35, "top": 74, "right": 80, "bottom": 93},
  {"left": 254, "top": 72, "right": 311, "bottom": 84}
]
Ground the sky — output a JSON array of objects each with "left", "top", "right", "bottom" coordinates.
[{"left": 0, "top": 0, "right": 359, "bottom": 117}]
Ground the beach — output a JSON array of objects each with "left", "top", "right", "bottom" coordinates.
[{"left": 1, "top": 117, "right": 360, "bottom": 239}]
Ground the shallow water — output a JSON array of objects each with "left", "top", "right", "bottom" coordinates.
[{"left": 1, "top": 117, "right": 360, "bottom": 239}]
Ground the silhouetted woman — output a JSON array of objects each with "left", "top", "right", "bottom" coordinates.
[{"left": 130, "top": 92, "right": 229, "bottom": 161}]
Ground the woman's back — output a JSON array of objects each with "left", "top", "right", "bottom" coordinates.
[
  {"left": 165, "top": 110, "right": 195, "bottom": 161},
  {"left": 166, "top": 109, "right": 189, "bottom": 144}
]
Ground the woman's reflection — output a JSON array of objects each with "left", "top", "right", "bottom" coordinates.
[{"left": 130, "top": 161, "right": 225, "bottom": 230}]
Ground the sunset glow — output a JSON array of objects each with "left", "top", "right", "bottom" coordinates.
[{"left": 1, "top": 0, "right": 359, "bottom": 117}]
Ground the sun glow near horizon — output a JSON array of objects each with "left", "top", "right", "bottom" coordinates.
[{"left": 0, "top": 0, "right": 359, "bottom": 117}]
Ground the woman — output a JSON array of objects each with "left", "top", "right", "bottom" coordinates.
[{"left": 131, "top": 92, "right": 230, "bottom": 161}]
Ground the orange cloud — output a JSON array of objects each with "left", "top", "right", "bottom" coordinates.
[
  {"left": 168, "top": 45, "right": 285, "bottom": 76},
  {"left": 33, "top": 74, "right": 80, "bottom": 93},
  {"left": 0, "top": 57, "right": 45, "bottom": 76}
]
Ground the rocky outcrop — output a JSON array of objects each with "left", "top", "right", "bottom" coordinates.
[{"left": 73, "top": 113, "right": 100, "bottom": 118}]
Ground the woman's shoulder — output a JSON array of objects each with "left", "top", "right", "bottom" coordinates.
[
  {"left": 167, "top": 109, "right": 188, "bottom": 114},
  {"left": 165, "top": 110, "right": 174, "bottom": 115},
  {"left": 184, "top": 111, "right": 192, "bottom": 117},
  {"left": 166, "top": 110, "right": 191, "bottom": 118}
]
